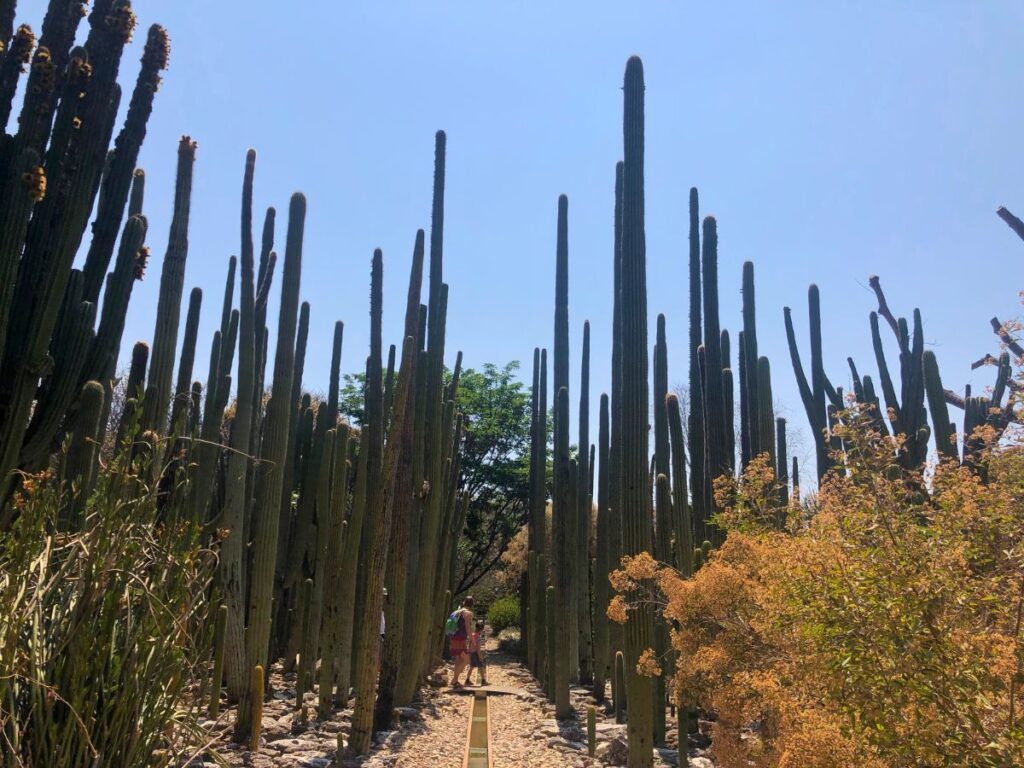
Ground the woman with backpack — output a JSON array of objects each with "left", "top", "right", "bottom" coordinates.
[{"left": 446, "top": 595, "right": 475, "bottom": 689}]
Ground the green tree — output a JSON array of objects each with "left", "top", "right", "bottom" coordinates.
[
  {"left": 454, "top": 362, "right": 532, "bottom": 595},
  {"left": 338, "top": 361, "right": 533, "bottom": 595}
]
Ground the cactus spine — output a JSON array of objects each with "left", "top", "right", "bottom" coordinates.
[{"left": 620, "top": 55, "right": 655, "bottom": 768}]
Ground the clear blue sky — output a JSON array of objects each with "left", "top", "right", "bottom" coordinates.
[{"left": 27, "top": 1, "right": 1024, "bottom": 472}]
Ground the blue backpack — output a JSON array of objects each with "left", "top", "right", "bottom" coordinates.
[{"left": 444, "top": 609, "right": 465, "bottom": 638}]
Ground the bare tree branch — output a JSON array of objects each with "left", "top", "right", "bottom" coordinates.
[{"left": 868, "top": 274, "right": 900, "bottom": 340}]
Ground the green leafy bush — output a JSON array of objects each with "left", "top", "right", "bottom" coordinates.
[{"left": 486, "top": 595, "right": 520, "bottom": 633}]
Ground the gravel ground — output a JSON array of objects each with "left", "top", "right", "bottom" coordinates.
[{"left": 190, "top": 634, "right": 711, "bottom": 767}]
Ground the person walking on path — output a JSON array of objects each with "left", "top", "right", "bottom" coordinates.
[
  {"left": 448, "top": 595, "right": 475, "bottom": 689},
  {"left": 463, "top": 618, "right": 488, "bottom": 686}
]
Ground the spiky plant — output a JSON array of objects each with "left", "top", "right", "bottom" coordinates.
[{"left": 620, "top": 55, "right": 655, "bottom": 768}]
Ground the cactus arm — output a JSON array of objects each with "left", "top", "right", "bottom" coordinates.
[{"left": 996, "top": 206, "right": 1024, "bottom": 243}]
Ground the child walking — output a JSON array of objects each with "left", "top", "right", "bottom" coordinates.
[{"left": 464, "top": 619, "right": 488, "bottom": 686}]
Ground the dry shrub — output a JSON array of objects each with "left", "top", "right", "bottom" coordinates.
[{"left": 612, "top": 407, "right": 1024, "bottom": 768}]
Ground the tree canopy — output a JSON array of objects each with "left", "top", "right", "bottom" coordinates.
[{"left": 338, "top": 360, "right": 534, "bottom": 594}]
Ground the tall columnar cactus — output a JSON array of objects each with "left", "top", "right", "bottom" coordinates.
[
  {"left": 80, "top": 23, "right": 169, "bottom": 303},
  {"left": 550, "top": 192, "right": 578, "bottom": 692},
  {"left": 526, "top": 346, "right": 541, "bottom": 671},
  {"left": 248, "top": 209, "right": 276, "bottom": 508},
  {"left": 867, "top": 307, "right": 929, "bottom": 470},
  {"left": 142, "top": 136, "right": 196, "bottom": 435},
  {"left": 922, "top": 351, "right": 956, "bottom": 462},
  {"left": 776, "top": 417, "right": 789, "bottom": 509},
  {"left": 756, "top": 357, "right": 776, "bottom": 472},
  {"left": 620, "top": 55, "right": 655, "bottom": 768},
  {"left": 186, "top": 259, "right": 238, "bottom": 524},
  {"left": 0, "top": 3, "right": 160, "bottom": 505},
  {"left": 401, "top": 344, "right": 428, "bottom": 644},
  {"left": 553, "top": 384, "right": 573, "bottom": 717},
  {"left": 666, "top": 393, "right": 693, "bottom": 577},
  {"left": 167, "top": 286, "right": 202, "bottom": 438},
  {"left": 208, "top": 603, "right": 228, "bottom": 719},
  {"left": 335, "top": 412, "right": 368, "bottom": 707},
  {"left": 686, "top": 187, "right": 706, "bottom": 553},
  {"left": 222, "top": 150, "right": 259, "bottom": 705},
  {"left": 300, "top": 320, "right": 346, "bottom": 681},
  {"left": 738, "top": 330, "right": 749, "bottom": 469},
  {"left": 608, "top": 161, "right": 626, "bottom": 668},
  {"left": 546, "top": 583, "right": 557, "bottom": 702},
  {"left": 577, "top": 320, "right": 592, "bottom": 684},
  {"left": 614, "top": 650, "right": 626, "bottom": 724},
  {"left": 721, "top": 330, "right": 735, "bottom": 478},
  {"left": 374, "top": 229, "right": 425, "bottom": 732},
  {"left": 295, "top": 576, "right": 315, "bottom": 708},
  {"left": 652, "top": 313, "right": 671, "bottom": 743},
  {"left": 395, "top": 132, "right": 450, "bottom": 707},
  {"left": 20, "top": 272, "right": 95, "bottom": 473},
  {"left": 592, "top": 393, "right": 611, "bottom": 700},
  {"left": 346, "top": 249, "right": 394, "bottom": 757},
  {"left": 700, "top": 216, "right": 726, "bottom": 546},
  {"left": 784, "top": 285, "right": 834, "bottom": 480},
  {"left": 235, "top": 192, "right": 305, "bottom": 743},
  {"left": 740, "top": 261, "right": 760, "bottom": 466},
  {"left": 526, "top": 548, "right": 538, "bottom": 672},
  {"left": 282, "top": 321, "right": 338, "bottom": 666},
  {"left": 317, "top": 426, "right": 350, "bottom": 717},
  {"left": 115, "top": 340, "right": 149, "bottom": 452},
  {"left": 533, "top": 346, "right": 549, "bottom": 669},
  {"left": 60, "top": 380, "right": 104, "bottom": 530},
  {"left": 274, "top": 300, "right": 311, "bottom": 630},
  {"left": 84, "top": 210, "right": 148, "bottom": 390}
]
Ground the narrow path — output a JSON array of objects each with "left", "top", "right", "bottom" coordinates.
[
  {"left": 196, "top": 633, "right": 710, "bottom": 767},
  {"left": 364, "top": 636, "right": 584, "bottom": 768},
  {"left": 200, "top": 632, "right": 592, "bottom": 767}
]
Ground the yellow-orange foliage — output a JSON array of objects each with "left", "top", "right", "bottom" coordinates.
[{"left": 611, "top": 407, "right": 1024, "bottom": 767}]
